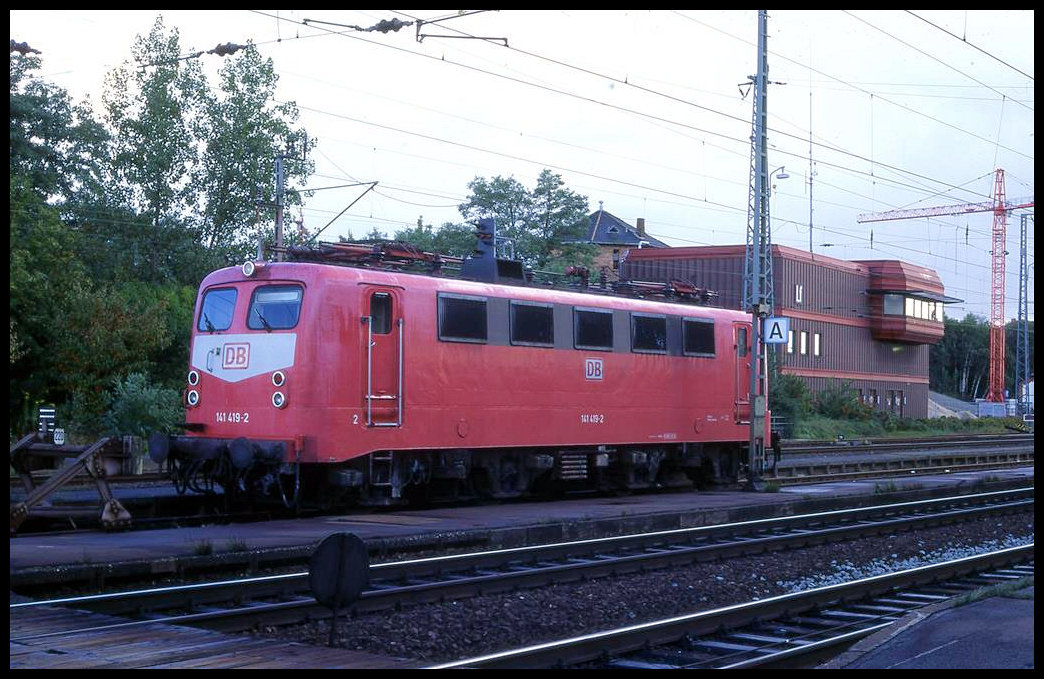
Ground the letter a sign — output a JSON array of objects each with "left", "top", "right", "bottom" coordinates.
[{"left": 763, "top": 317, "right": 789, "bottom": 344}]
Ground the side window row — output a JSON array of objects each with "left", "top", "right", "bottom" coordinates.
[{"left": 437, "top": 293, "right": 716, "bottom": 356}]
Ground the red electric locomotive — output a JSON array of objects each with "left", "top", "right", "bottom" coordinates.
[{"left": 150, "top": 220, "right": 765, "bottom": 506}]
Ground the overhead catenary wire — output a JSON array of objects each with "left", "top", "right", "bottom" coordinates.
[
  {"left": 904, "top": 10, "right": 1034, "bottom": 82},
  {"left": 14, "top": 10, "right": 1031, "bottom": 319}
]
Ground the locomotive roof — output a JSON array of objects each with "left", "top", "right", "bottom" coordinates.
[{"left": 202, "top": 257, "right": 744, "bottom": 319}]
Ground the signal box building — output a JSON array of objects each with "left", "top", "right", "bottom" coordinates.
[{"left": 621, "top": 244, "right": 961, "bottom": 419}]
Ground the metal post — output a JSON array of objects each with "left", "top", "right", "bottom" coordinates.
[
  {"left": 397, "top": 318, "right": 404, "bottom": 426},
  {"left": 365, "top": 316, "right": 374, "bottom": 426},
  {"left": 275, "top": 156, "right": 285, "bottom": 262}
]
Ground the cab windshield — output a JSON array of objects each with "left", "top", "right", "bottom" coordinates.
[
  {"left": 198, "top": 287, "right": 237, "bottom": 332},
  {"left": 248, "top": 285, "right": 302, "bottom": 330}
]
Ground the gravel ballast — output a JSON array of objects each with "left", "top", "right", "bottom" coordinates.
[{"left": 252, "top": 510, "right": 1034, "bottom": 664}]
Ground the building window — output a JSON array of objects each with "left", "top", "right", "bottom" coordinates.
[
  {"left": 786, "top": 330, "right": 794, "bottom": 354},
  {"left": 883, "top": 294, "right": 943, "bottom": 320},
  {"left": 799, "top": 331, "right": 808, "bottom": 355},
  {"left": 813, "top": 332, "right": 821, "bottom": 357},
  {"left": 883, "top": 294, "right": 904, "bottom": 316},
  {"left": 903, "top": 297, "right": 941, "bottom": 321},
  {"left": 612, "top": 249, "right": 620, "bottom": 270},
  {"left": 795, "top": 284, "right": 804, "bottom": 305}
]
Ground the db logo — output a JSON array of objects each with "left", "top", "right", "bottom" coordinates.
[
  {"left": 222, "top": 343, "right": 250, "bottom": 369},
  {"left": 585, "top": 358, "right": 603, "bottom": 381}
]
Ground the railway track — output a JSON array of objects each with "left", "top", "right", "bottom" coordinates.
[
  {"left": 768, "top": 433, "right": 1033, "bottom": 484},
  {"left": 10, "top": 433, "right": 1034, "bottom": 536},
  {"left": 779, "top": 432, "right": 1033, "bottom": 455},
  {"left": 432, "top": 544, "right": 1034, "bottom": 669},
  {"left": 10, "top": 487, "right": 1032, "bottom": 638}
]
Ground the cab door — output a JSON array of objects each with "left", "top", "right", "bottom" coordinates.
[
  {"left": 361, "top": 288, "right": 403, "bottom": 427},
  {"left": 733, "top": 323, "right": 752, "bottom": 423}
]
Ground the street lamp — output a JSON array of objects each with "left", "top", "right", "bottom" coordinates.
[
  {"left": 766, "top": 165, "right": 788, "bottom": 381},
  {"left": 746, "top": 164, "right": 790, "bottom": 491}
]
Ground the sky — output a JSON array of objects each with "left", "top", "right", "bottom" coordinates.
[{"left": 9, "top": 10, "right": 1035, "bottom": 322}]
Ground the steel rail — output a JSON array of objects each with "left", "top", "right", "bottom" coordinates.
[
  {"left": 429, "top": 544, "right": 1035, "bottom": 669},
  {"left": 781, "top": 433, "right": 1033, "bottom": 456},
  {"left": 772, "top": 458, "right": 1033, "bottom": 485},
  {"left": 11, "top": 487, "right": 1030, "bottom": 613},
  {"left": 10, "top": 489, "right": 1032, "bottom": 636}
]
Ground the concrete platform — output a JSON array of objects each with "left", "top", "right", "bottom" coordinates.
[
  {"left": 10, "top": 465, "right": 1033, "bottom": 579},
  {"left": 821, "top": 586, "right": 1034, "bottom": 669}
]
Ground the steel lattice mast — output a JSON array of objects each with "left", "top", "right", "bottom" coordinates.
[
  {"left": 985, "top": 170, "right": 1008, "bottom": 403},
  {"left": 742, "top": 10, "right": 771, "bottom": 489}
]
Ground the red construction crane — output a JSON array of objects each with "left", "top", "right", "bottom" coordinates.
[{"left": 857, "top": 169, "right": 1034, "bottom": 404}]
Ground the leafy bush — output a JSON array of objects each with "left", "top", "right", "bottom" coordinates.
[
  {"left": 66, "top": 388, "right": 113, "bottom": 442},
  {"left": 770, "top": 374, "right": 811, "bottom": 428},
  {"left": 813, "top": 379, "right": 871, "bottom": 420},
  {"left": 101, "top": 372, "right": 184, "bottom": 439}
]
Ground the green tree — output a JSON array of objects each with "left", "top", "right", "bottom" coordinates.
[
  {"left": 813, "top": 379, "right": 869, "bottom": 420},
  {"left": 102, "top": 16, "right": 208, "bottom": 227},
  {"left": 529, "top": 169, "right": 596, "bottom": 272},
  {"left": 458, "top": 169, "right": 595, "bottom": 270},
  {"left": 394, "top": 218, "right": 477, "bottom": 258},
  {"left": 10, "top": 52, "right": 109, "bottom": 205},
  {"left": 769, "top": 373, "right": 811, "bottom": 430},
  {"left": 1005, "top": 318, "right": 1034, "bottom": 399},
  {"left": 194, "top": 43, "right": 314, "bottom": 258},
  {"left": 930, "top": 314, "right": 990, "bottom": 400},
  {"left": 10, "top": 185, "right": 78, "bottom": 428},
  {"left": 10, "top": 21, "right": 320, "bottom": 438}
]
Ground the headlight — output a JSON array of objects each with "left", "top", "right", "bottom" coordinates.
[
  {"left": 187, "top": 390, "right": 200, "bottom": 407},
  {"left": 242, "top": 260, "right": 266, "bottom": 277},
  {"left": 272, "top": 391, "right": 287, "bottom": 408}
]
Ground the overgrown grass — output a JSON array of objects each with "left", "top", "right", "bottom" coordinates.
[
  {"left": 226, "top": 537, "right": 249, "bottom": 553},
  {"left": 873, "top": 480, "right": 899, "bottom": 494},
  {"left": 952, "top": 577, "right": 1034, "bottom": 606},
  {"left": 791, "top": 414, "right": 1028, "bottom": 442},
  {"left": 191, "top": 539, "right": 214, "bottom": 556}
]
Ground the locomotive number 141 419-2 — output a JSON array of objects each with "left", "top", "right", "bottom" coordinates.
[
  {"left": 580, "top": 413, "right": 605, "bottom": 424},
  {"left": 216, "top": 411, "right": 250, "bottom": 424}
]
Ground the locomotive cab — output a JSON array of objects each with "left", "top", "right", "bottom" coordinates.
[
  {"left": 151, "top": 263, "right": 311, "bottom": 505},
  {"left": 152, "top": 229, "right": 762, "bottom": 509}
]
